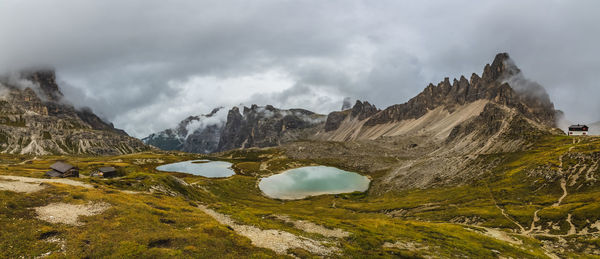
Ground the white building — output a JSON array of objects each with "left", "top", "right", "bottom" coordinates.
[{"left": 568, "top": 124, "right": 589, "bottom": 136}]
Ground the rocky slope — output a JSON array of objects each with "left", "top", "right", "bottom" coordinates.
[
  {"left": 0, "top": 70, "right": 149, "bottom": 155},
  {"left": 142, "top": 108, "right": 226, "bottom": 153},
  {"left": 317, "top": 53, "right": 560, "bottom": 147},
  {"left": 143, "top": 105, "right": 327, "bottom": 153},
  {"left": 146, "top": 53, "right": 561, "bottom": 157},
  {"left": 284, "top": 53, "right": 564, "bottom": 191},
  {"left": 217, "top": 105, "right": 326, "bottom": 151}
]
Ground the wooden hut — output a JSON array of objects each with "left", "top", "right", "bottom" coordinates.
[
  {"left": 568, "top": 124, "right": 589, "bottom": 136},
  {"left": 45, "top": 162, "right": 79, "bottom": 178},
  {"left": 90, "top": 167, "right": 118, "bottom": 178}
]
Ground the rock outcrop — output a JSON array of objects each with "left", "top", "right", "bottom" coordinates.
[
  {"left": 0, "top": 69, "right": 149, "bottom": 155},
  {"left": 323, "top": 100, "right": 379, "bottom": 132},
  {"left": 218, "top": 105, "right": 326, "bottom": 151},
  {"left": 142, "top": 108, "right": 225, "bottom": 153},
  {"left": 144, "top": 105, "right": 327, "bottom": 153}
]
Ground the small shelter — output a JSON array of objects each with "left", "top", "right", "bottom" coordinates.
[
  {"left": 45, "top": 162, "right": 79, "bottom": 178},
  {"left": 90, "top": 167, "right": 118, "bottom": 178},
  {"left": 568, "top": 124, "right": 589, "bottom": 136}
]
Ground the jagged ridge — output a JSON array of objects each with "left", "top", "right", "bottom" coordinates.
[
  {"left": 144, "top": 105, "right": 327, "bottom": 153},
  {"left": 365, "top": 53, "right": 557, "bottom": 128}
]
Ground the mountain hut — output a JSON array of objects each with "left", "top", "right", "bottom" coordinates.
[
  {"left": 568, "top": 124, "right": 589, "bottom": 136},
  {"left": 45, "top": 161, "right": 79, "bottom": 178}
]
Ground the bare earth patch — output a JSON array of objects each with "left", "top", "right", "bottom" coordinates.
[
  {"left": 133, "top": 158, "right": 165, "bottom": 165},
  {"left": 35, "top": 202, "right": 111, "bottom": 226},
  {"left": 274, "top": 215, "right": 350, "bottom": 238},
  {"left": 0, "top": 179, "right": 46, "bottom": 193},
  {"left": 383, "top": 241, "right": 430, "bottom": 251},
  {"left": 197, "top": 205, "right": 337, "bottom": 256},
  {"left": 0, "top": 175, "right": 93, "bottom": 189}
]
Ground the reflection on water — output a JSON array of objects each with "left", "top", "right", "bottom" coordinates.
[
  {"left": 259, "top": 166, "right": 370, "bottom": 200},
  {"left": 156, "top": 160, "right": 235, "bottom": 178}
]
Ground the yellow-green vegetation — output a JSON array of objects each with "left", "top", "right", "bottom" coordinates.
[{"left": 1, "top": 136, "right": 600, "bottom": 258}]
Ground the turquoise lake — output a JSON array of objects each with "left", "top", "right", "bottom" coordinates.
[
  {"left": 156, "top": 160, "right": 235, "bottom": 178},
  {"left": 258, "top": 166, "right": 370, "bottom": 200}
]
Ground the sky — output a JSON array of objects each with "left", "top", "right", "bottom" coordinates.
[{"left": 1, "top": 0, "right": 599, "bottom": 137}]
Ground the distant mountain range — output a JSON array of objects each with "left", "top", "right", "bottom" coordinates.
[
  {"left": 142, "top": 108, "right": 227, "bottom": 153},
  {"left": 143, "top": 104, "right": 326, "bottom": 153},
  {"left": 0, "top": 53, "right": 569, "bottom": 156},
  {"left": 144, "top": 53, "right": 562, "bottom": 154},
  {"left": 0, "top": 70, "right": 149, "bottom": 155}
]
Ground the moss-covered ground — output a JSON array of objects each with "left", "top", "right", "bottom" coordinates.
[{"left": 1, "top": 136, "right": 600, "bottom": 258}]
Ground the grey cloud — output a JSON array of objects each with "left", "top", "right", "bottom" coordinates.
[{"left": 1, "top": 0, "right": 599, "bottom": 137}]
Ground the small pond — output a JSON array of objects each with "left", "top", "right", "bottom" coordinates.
[
  {"left": 156, "top": 160, "right": 235, "bottom": 178},
  {"left": 258, "top": 166, "right": 370, "bottom": 200}
]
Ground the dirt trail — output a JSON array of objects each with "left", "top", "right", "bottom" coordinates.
[
  {"left": 463, "top": 226, "right": 523, "bottom": 245},
  {"left": 274, "top": 215, "right": 350, "bottom": 238},
  {"left": 524, "top": 144, "right": 584, "bottom": 238},
  {"left": 496, "top": 203, "right": 525, "bottom": 232},
  {"left": 486, "top": 184, "right": 526, "bottom": 232},
  {"left": 17, "top": 157, "right": 38, "bottom": 164},
  {"left": 552, "top": 150, "right": 570, "bottom": 207},
  {"left": 197, "top": 205, "right": 337, "bottom": 256},
  {"left": 566, "top": 214, "right": 577, "bottom": 235},
  {"left": 553, "top": 179, "right": 567, "bottom": 207},
  {"left": 523, "top": 209, "right": 540, "bottom": 235}
]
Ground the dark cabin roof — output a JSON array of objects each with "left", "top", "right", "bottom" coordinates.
[
  {"left": 50, "top": 162, "right": 75, "bottom": 173},
  {"left": 97, "top": 167, "right": 116, "bottom": 173},
  {"left": 45, "top": 170, "right": 63, "bottom": 177},
  {"left": 569, "top": 124, "right": 589, "bottom": 131}
]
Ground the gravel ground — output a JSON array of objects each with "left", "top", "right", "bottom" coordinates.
[
  {"left": 35, "top": 202, "right": 111, "bottom": 226},
  {"left": 197, "top": 205, "right": 337, "bottom": 256},
  {"left": 275, "top": 215, "right": 350, "bottom": 238},
  {"left": 0, "top": 179, "right": 46, "bottom": 193},
  {"left": 0, "top": 175, "right": 93, "bottom": 189}
]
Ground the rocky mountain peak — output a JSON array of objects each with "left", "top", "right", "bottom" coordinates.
[
  {"left": 0, "top": 69, "right": 148, "bottom": 155},
  {"left": 20, "top": 69, "right": 63, "bottom": 102},
  {"left": 351, "top": 100, "right": 379, "bottom": 120},
  {"left": 217, "top": 104, "right": 325, "bottom": 152},
  {"left": 482, "top": 52, "right": 510, "bottom": 82},
  {"left": 363, "top": 53, "right": 558, "bottom": 127}
]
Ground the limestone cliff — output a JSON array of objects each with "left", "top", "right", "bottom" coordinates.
[
  {"left": 142, "top": 108, "right": 225, "bottom": 153},
  {"left": 0, "top": 70, "right": 149, "bottom": 155}
]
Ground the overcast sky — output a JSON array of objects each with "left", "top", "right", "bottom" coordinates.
[{"left": 1, "top": 0, "right": 599, "bottom": 137}]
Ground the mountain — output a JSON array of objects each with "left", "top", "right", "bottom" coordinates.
[
  {"left": 318, "top": 53, "right": 560, "bottom": 149},
  {"left": 145, "top": 53, "right": 561, "bottom": 157},
  {"left": 143, "top": 104, "right": 327, "bottom": 153},
  {"left": 142, "top": 108, "right": 226, "bottom": 153},
  {"left": 0, "top": 69, "right": 149, "bottom": 155},
  {"left": 218, "top": 104, "right": 326, "bottom": 151},
  {"left": 284, "top": 53, "right": 564, "bottom": 191}
]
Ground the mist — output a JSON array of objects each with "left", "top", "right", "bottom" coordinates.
[{"left": 1, "top": 0, "right": 599, "bottom": 137}]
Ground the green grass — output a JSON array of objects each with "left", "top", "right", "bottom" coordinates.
[{"left": 1, "top": 136, "right": 600, "bottom": 257}]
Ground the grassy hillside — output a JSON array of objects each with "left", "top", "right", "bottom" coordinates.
[{"left": 1, "top": 136, "right": 600, "bottom": 258}]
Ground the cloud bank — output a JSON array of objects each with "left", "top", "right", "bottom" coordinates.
[{"left": 1, "top": 0, "right": 599, "bottom": 137}]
